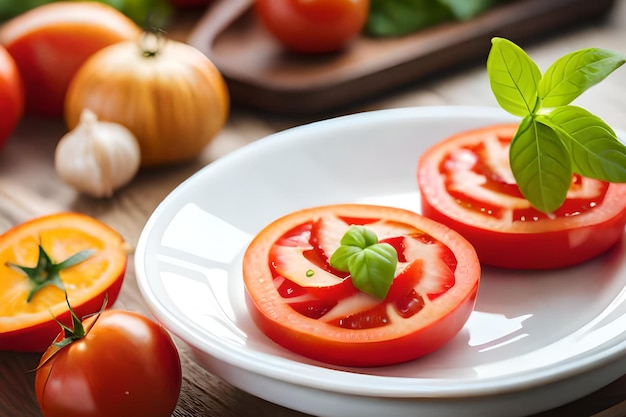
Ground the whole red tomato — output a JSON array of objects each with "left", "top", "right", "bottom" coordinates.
[
  {"left": 35, "top": 309, "right": 182, "bottom": 417},
  {"left": 417, "top": 124, "right": 626, "bottom": 269},
  {"left": 243, "top": 204, "right": 480, "bottom": 367},
  {"left": 255, "top": 0, "right": 369, "bottom": 53},
  {"left": 0, "top": 44, "right": 23, "bottom": 149}
]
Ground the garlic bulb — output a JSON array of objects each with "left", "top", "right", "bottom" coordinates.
[{"left": 55, "top": 108, "right": 141, "bottom": 198}]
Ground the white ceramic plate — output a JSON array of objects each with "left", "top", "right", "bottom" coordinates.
[{"left": 135, "top": 106, "right": 626, "bottom": 417}]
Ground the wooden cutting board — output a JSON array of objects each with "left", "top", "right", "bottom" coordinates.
[{"left": 187, "top": 0, "right": 616, "bottom": 116}]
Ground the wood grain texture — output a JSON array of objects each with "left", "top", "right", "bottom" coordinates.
[{"left": 2, "top": 2, "right": 626, "bottom": 416}]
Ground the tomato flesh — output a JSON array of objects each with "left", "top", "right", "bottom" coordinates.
[
  {"left": 418, "top": 124, "right": 626, "bottom": 269},
  {"left": 0, "top": 213, "right": 128, "bottom": 352},
  {"left": 243, "top": 204, "right": 480, "bottom": 367}
]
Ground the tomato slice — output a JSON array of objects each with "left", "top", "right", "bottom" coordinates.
[
  {"left": 417, "top": 124, "right": 626, "bottom": 269},
  {"left": 243, "top": 204, "right": 480, "bottom": 367},
  {"left": 0, "top": 212, "right": 128, "bottom": 352}
]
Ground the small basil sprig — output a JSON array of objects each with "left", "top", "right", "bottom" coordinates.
[
  {"left": 487, "top": 37, "right": 626, "bottom": 213},
  {"left": 329, "top": 226, "right": 398, "bottom": 299}
]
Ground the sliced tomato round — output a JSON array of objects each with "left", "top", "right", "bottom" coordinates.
[
  {"left": 0, "top": 212, "right": 128, "bottom": 352},
  {"left": 417, "top": 123, "right": 626, "bottom": 270},
  {"left": 243, "top": 204, "right": 480, "bottom": 367}
]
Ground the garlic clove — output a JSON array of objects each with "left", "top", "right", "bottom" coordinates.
[{"left": 55, "top": 108, "right": 141, "bottom": 198}]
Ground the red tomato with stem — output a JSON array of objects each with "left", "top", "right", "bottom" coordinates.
[
  {"left": 243, "top": 204, "right": 480, "bottom": 367},
  {"left": 35, "top": 308, "right": 182, "bottom": 417},
  {"left": 255, "top": 0, "right": 369, "bottom": 53},
  {"left": 0, "top": 44, "right": 23, "bottom": 149},
  {"left": 417, "top": 124, "right": 626, "bottom": 270}
]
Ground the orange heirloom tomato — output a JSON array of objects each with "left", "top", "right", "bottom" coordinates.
[
  {"left": 255, "top": 0, "right": 369, "bottom": 53},
  {"left": 243, "top": 204, "right": 480, "bottom": 367},
  {"left": 417, "top": 124, "right": 626, "bottom": 269},
  {"left": 35, "top": 309, "right": 182, "bottom": 417},
  {"left": 0, "top": 212, "right": 128, "bottom": 352},
  {"left": 0, "top": 44, "right": 23, "bottom": 149},
  {"left": 0, "top": 1, "right": 140, "bottom": 116}
]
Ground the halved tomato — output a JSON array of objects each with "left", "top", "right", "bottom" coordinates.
[
  {"left": 243, "top": 204, "right": 480, "bottom": 367},
  {"left": 417, "top": 124, "right": 626, "bottom": 269},
  {"left": 0, "top": 212, "right": 128, "bottom": 352}
]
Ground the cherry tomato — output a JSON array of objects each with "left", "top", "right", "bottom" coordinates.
[
  {"left": 0, "top": 2, "right": 140, "bottom": 116},
  {"left": 243, "top": 204, "right": 480, "bottom": 367},
  {"left": 0, "top": 213, "right": 128, "bottom": 352},
  {"left": 255, "top": 0, "right": 369, "bottom": 53},
  {"left": 417, "top": 124, "right": 626, "bottom": 269},
  {"left": 35, "top": 309, "right": 182, "bottom": 417},
  {"left": 0, "top": 44, "right": 23, "bottom": 149}
]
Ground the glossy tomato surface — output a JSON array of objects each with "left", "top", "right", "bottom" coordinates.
[
  {"left": 0, "top": 2, "right": 140, "bottom": 116},
  {"left": 417, "top": 124, "right": 626, "bottom": 269},
  {"left": 255, "top": 0, "right": 369, "bottom": 53},
  {"left": 243, "top": 204, "right": 480, "bottom": 367},
  {"left": 0, "top": 212, "right": 128, "bottom": 352},
  {"left": 35, "top": 309, "right": 182, "bottom": 417},
  {"left": 0, "top": 44, "right": 23, "bottom": 149}
]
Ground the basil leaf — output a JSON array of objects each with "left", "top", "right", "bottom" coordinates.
[
  {"left": 340, "top": 226, "right": 379, "bottom": 248},
  {"left": 348, "top": 244, "right": 398, "bottom": 300},
  {"left": 365, "top": 0, "right": 451, "bottom": 37},
  {"left": 538, "top": 106, "right": 626, "bottom": 181},
  {"left": 487, "top": 37, "right": 542, "bottom": 117},
  {"left": 439, "top": 0, "right": 504, "bottom": 21},
  {"left": 329, "top": 226, "right": 398, "bottom": 300},
  {"left": 539, "top": 48, "right": 626, "bottom": 108},
  {"left": 510, "top": 117, "right": 572, "bottom": 213},
  {"left": 330, "top": 245, "right": 362, "bottom": 272}
]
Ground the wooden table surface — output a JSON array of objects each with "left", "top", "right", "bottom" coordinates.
[{"left": 2, "top": 2, "right": 626, "bottom": 417}]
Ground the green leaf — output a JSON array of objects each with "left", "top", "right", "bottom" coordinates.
[
  {"left": 487, "top": 37, "right": 542, "bottom": 117},
  {"left": 6, "top": 245, "right": 94, "bottom": 302},
  {"left": 364, "top": 0, "right": 452, "bottom": 37},
  {"left": 438, "top": 0, "right": 503, "bottom": 21},
  {"left": 348, "top": 244, "right": 398, "bottom": 300},
  {"left": 329, "top": 226, "right": 398, "bottom": 299},
  {"left": 539, "top": 48, "right": 626, "bottom": 108},
  {"left": 510, "top": 117, "right": 572, "bottom": 213},
  {"left": 538, "top": 106, "right": 626, "bottom": 181}
]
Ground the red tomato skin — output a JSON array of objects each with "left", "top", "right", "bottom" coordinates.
[
  {"left": 35, "top": 310, "right": 182, "bottom": 417},
  {"left": 0, "top": 270, "right": 124, "bottom": 352},
  {"left": 420, "top": 196, "right": 626, "bottom": 269},
  {"left": 417, "top": 124, "right": 626, "bottom": 269},
  {"left": 243, "top": 204, "right": 480, "bottom": 367},
  {"left": 245, "top": 286, "right": 476, "bottom": 366},
  {"left": 0, "top": 2, "right": 140, "bottom": 117},
  {"left": 255, "top": 0, "right": 369, "bottom": 53},
  {"left": 0, "top": 45, "right": 23, "bottom": 148}
]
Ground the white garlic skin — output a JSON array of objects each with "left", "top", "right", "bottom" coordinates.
[{"left": 55, "top": 109, "right": 141, "bottom": 198}]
